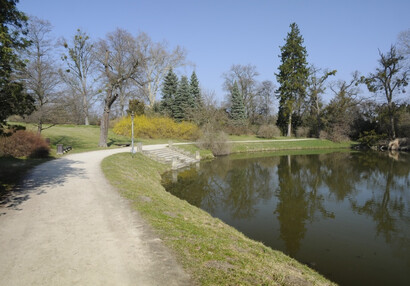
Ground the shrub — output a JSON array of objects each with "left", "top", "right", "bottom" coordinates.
[
  {"left": 358, "top": 130, "right": 387, "bottom": 148},
  {"left": 295, "top": 126, "right": 310, "bottom": 138},
  {"left": 113, "top": 115, "right": 199, "bottom": 140},
  {"left": 257, "top": 124, "right": 281, "bottom": 138},
  {"left": 320, "top": 125, "right": 349, "bottom": 142},
  {"left": 223, "top": 121, "right": 253, "bottom": 136},
  {"left": 197, "top": 128, "right": 231, "bottom": 156},
  {"left": 0, "top": 130, "right": 50, "bottom": 158}
]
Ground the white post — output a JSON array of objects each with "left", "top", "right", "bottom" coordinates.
[{"left": 131, "top": 112, "right": 135, "bottom": 154}]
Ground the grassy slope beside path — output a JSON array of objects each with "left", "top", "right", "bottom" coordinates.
[{"left": 102, "top": 153, "right": 335, "bottom": 286}]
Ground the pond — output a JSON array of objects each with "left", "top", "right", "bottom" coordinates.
[{"left": 162, "top": 150, "right": 410, "bottom": 286}]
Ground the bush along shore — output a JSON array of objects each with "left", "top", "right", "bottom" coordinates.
[{"left": 102, "top": 152, "right": 336, "bottom": 285}]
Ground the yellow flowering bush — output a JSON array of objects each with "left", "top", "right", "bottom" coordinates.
[{"left": 113, "top": 115, "right": 199, "bottom": 140}]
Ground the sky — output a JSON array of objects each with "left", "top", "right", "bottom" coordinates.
[{"left": 18, "top": 0, "right": 410, "bottom": 104}]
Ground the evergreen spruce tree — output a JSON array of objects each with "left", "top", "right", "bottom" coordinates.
[
  {"left": 276, "top": 23, "right": 309, "bottom": 136},
  {"left": 230, "top": 81, "right": 247, "bottom": 123},
  {"left": 190, "top": 71, "right": 202, "bottom": 109},
  {"left": 0, "top": 0, "right": 35, "bottom": 127},
  {"left": 173, "top": 75, "right": 191, "bottom": 121},
  {"left": 160, "top": 68, "right": 178, "bottom": 117}
]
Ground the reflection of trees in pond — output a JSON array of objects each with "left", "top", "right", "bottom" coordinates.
[
  {"left": 162, "top": 156, "right": 276, "bottom": 216},
  {"left": 222, "top": 160, "right": 274, "bottom": 219},
  {"left": 163, "top": 151, "right": 410, "bottom": 261},
  {"left": 319, "top": 152, "right": 360, "bottom": 201},
  {"left": 350, "top": 153, "right": 409, "bottom": 243},
  {"left": 274, "top": 155, "right": 334, "bottom": 256}
]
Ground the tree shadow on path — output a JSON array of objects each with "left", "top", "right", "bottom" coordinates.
[{"left": 0, "top": 158, "right": 87, "bottom": 213}]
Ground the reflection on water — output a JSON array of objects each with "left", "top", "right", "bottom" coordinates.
[{"left": 162, "top": 151, "right": 410, "bottom": 286}]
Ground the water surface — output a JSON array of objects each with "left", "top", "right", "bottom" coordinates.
[{"left": 162, "top": 150, "right": 410, "bottom": 286}]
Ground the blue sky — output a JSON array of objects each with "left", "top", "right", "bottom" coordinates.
[{"left": 18, "top": 0, "right": 410, "bottom": 103}]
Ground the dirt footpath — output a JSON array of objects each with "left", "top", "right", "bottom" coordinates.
[{"left": 0, "top": 147, "right": 192, "bottom": 286}]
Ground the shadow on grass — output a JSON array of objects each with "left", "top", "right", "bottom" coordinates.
[{"left": 0, "top": 157, "right": 87, "bottom": 214}]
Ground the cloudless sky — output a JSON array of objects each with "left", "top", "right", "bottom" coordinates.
[{"left": 18, "top": 0, "right": 410, "bottom": 104}]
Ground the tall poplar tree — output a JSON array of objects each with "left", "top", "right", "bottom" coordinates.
[
  {"left": 160, "top": 68, "right": 178, "bottom": 117},
  {"left": 276, "top": 23, "right": 309, "bottom": 136},
  {"left": 230, "top": 81, "right": 247, "bottom": 122}
]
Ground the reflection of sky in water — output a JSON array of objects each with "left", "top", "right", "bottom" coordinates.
[{"left": 163, "top": 151, "right": 410, "bottom": 286}]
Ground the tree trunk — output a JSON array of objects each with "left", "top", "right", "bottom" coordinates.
[
  {"left": 82, "top": 78, "right": 90, "bottom": 125},
  {"left": 99, "top": 105, "right": 110, "bottom": 147},
  {"left": 37, "top": 120, "right": 42, "bottom": 135},
  {"left": 316, "top": 98, "right": 321, "bottom": 138},
  {"left": 287, "top": 112, "right": 292, "bottom": 137},
  {"left": 99, "top": 89, "right": 117, "bottom": 147},
  {"left": 83, "top": 93, "right": 89, "bottom": 125},
  {"left": 388, "top": 101, "right": 396, "bottom": 139}
]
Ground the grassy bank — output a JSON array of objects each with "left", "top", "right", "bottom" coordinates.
[
  {"left": 230, "top": 138, "right": 353, "bottom": 153},
  {"left": 175, "top": 138, "right": 353, "bottom": 159},
  {"left": 102, "top": 152, "right": 335, "bottom": 285}
]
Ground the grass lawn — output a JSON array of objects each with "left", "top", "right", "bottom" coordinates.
[
  {"left": 174, "top": 144, "right": 214, "bottom": 160},
  {"left": 228, "top": 134, "right": 289, "bottom": 141},
  {"left": 0, "top": 122, "right": 180, "bottom": 196},
  {"left": 10, "top": 122, "right": 179, "bottom": 154},
  {"left": 102, "top": 152, "right": 335, "bottom": 286}
]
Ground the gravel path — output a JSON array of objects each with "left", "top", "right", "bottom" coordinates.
[{"left": 0, "top": 146, "right": 192, "bottom": 286}]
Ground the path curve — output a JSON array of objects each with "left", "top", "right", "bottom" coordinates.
[{"left": 0, "top": 145, "right": 192, "bottom": 286}]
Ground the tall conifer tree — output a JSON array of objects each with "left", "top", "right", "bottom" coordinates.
[
  {"left": 190, "top": 71, "right": 202, "bottom": 109},
  {"left": 173, "top": 75, "right": 191, "bottom": 121},
  {"left": 276, "top": 23, "right": 309, "bottom": 136},
  {"left": 230, "top": 81, "right": 247, "bottom": 122},
  {"left": 160, "top": 68, "right": 178, "bottom": 117},
  {"left": 0, "top": 0, "right": 35, "bottom": 126}
]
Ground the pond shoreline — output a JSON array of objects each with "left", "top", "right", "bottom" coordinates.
[{"left": 102, "top": 149, "right": 337, "bottom": 285}]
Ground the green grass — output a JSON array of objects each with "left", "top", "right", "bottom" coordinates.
[
  {"left": 231, "top": 138, "right": 353, "bottom": 153},
  {"left": 102, "top": 153, "right": 336, "bottom": 286},
  {"left": 0, "top": 122, "right": 181, "bottom": 199},
  {"left": 10, "top": 122, "right": 178, "bottom": 154},
  {"left": 228, "top": 135, "right": 296, "bottom": 141},
  {"left": 174, "top": 144, "right": 214, "bottom": 160}
]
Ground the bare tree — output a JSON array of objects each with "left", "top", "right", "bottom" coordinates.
[
  {"left": 363, "top": 46, "right": 408, "bottom": 139},
  {"left": 397, "top": 29, "right": 410, "bottom": 63},
  {"left": 95, "top": 28, "right": 142, "bottom": 147},
  {"left": 136, "top": 32, "right": 187, "bottom": 108},
  {"left": 306, "top": 66, "right": 336, "bottom": 137},
  {"left": 223, "top": 64, "right": 259, "bottom": 122},
  {"left": 255, "top": 80, "right": 276, "bottom": 124},
  {"left": 21, "top": 17, "right": 61, "bottom": 134},
  {"left": 61, "top": 29, "right": 100, "bottom": 125},
  {"left": 115, "top": 79, "right": 139, "bottom": 117},
  {"left": 324, "top": 72, "right": 361, "bottom": 141}
]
